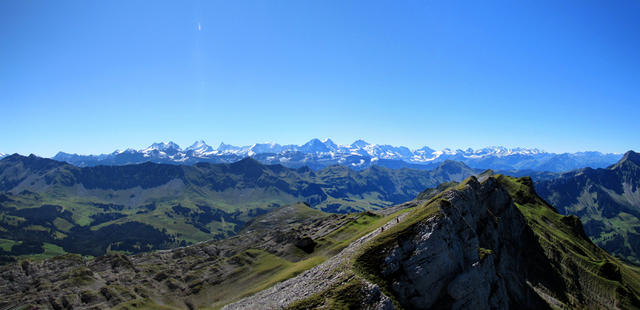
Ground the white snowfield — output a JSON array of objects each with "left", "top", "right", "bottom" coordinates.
[{"left": 133, "top": 139, "right": 554, "bottom": 162}]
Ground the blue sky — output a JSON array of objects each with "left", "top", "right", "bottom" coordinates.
[{"left": 1, "top": 1, "right": 639, "bottom": 157}]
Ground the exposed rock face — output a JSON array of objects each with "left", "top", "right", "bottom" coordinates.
[
  {"left": 375, "top": 177, "right": 550, "bottom": 309},
  {"left": 352, "top": 175, "right": 640, "bottom": 309}
]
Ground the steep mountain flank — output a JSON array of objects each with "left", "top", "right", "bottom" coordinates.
[
  {"left": 536, "top": 150, "right": 640, "bottom": 264},
  {"left": 0, "top": 154, "right": 475, "bottom": 261},
  {"left": 354, "top": 176, "right": 553, "bottom": 309},
  {"left": 230, "top": 175, "right": 640, "bottom": 309}
]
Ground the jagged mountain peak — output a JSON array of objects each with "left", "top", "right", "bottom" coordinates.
[
  {"left": 304, "top": 138, "right": 323, "bottom": 144},
  {"left": 248, "top": 142, "right": 283, "bottom": 154},
  {"left": 145, "top": 141, "right": 181, "bottom": 152},
  {"left": 350, "top": 139, "right": 370, "bottom": 148},
  {"left": 619, "top": 150, "right": 640, "bottom": 165},
  {"left": 322, "top": 138, "right": 338, "bottom": 151},
  {"left": 186, "top": 140, "right": 208, "bottom": 149},
  {"left": 54, "top": 151, "right": 72, "bottom": 157},
  {"left": 415, "top": 146, "right": 436, "bottom": 154},
  {"left": 300, "top": 138, "right": 331, "bottom": 153},
  {"left": 217, "top": 141, "right": 232, "bottom": 150},
  {"left": 42, "top": 139, "right": 623, "bottom": 172},
  {"left": 321, "top": 137, "right": 335, "bottom": 144},
  {"left": 186, "top": 140, "right": 214, "bottom": 155},
  {"left": 112, "top": 148, "right": 136, "bottom": 154},
  {"left": 606, "top": 150, "right": 640, "bottom": 171}
]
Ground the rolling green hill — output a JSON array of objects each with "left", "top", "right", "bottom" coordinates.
[
  {"left": 0, "top": 154, "right": 476, "bottom": 262},
  {"left": 536, "top": 150, "right": 640, "bottom": 264}
]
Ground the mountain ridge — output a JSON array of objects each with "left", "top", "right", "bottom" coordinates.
[
  {"left": 536, "top": 150, "right": 640, "bottom": 264},
  {"left": 45, "top": 139, "right": 622, "bottom": 172}
]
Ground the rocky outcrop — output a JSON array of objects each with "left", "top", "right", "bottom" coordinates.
[
  {"left": 352, "top": 175, "right": 640, "bottom": 310},
  {"left": 363, "top": 177, "right": 552, "bottom": 309}
]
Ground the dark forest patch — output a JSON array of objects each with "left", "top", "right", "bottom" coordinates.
[
  {"left": 86, "top": 202, "right": 125, "bottom": 212},
  {"left": 61, "top": 222, "right": 175, "bottom": 257},
  {"left": 90, "top": 212, "right": 127, "bottom": 226}
]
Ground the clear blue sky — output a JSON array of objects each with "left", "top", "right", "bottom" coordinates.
[{"left": 1, "top": 1, "right": 639, "bottom": 157}]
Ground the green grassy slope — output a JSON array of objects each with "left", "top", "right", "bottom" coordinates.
[
  {"left": 536, "top": 150, "right": 640, "bottom": 265},
  {"left": 499, "top": 175, "right": 640, "bottom": 309}
]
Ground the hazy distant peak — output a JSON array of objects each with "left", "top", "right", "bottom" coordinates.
[
  {"left": 146, "top": 141, "right": 181, "bottom": 152},
  {"left": 185, "top": 140, "right": 214, "bottom": 157},
  {"left": 187, "top": 140, "right": 207, "bottom": 149},
  {"left": 351, "top": 139, "right": 370, "bottom": 148}
]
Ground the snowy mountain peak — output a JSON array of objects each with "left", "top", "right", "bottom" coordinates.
[
  {"left": 300, "top": 138, "right": 331, "bottom": 153},
  {"left": 304, "top": 138, "right": 323, "bottom": 145},
  {"left": 45, "top": 139, "right": 623, "bottom": 173},
  {"left": 186, "top": 140, "right": 208, "bottom": 150},
  {"left": 217, "top": 142, "right": 236, "bottom": 152},
  {"left": 186, "top": 140, "right": 214, "bottom": 155},
  {"left": 113, "top": 148, "right": 136, "bottom": 155},
  {"left": 322, "top": 138, "right": 338, "bottom": 151},
  {"left": 415, "top": 146, "right": 436, "bottom": 154},
  {"left": 249, "top": 142, "right": 283, "bottom": 154},
  {"left": 351, "top": 139, "right": 370, "bottom": 148},
  {"left": 141, "top": 142, "right": 182, "bottom": 157},
  {"left": 146, "top": 141, "right": 181, "bottom": 152}
]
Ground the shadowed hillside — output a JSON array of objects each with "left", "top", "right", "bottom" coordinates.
[{"left": 537, "top": 150, "right": 640, "bottom": 264}]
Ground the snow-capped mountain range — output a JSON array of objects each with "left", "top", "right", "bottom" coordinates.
[{"left": 45, "top": 139, "right": 623, "bottom": 172}]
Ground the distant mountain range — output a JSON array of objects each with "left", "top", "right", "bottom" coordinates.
[{"left": 48, "top": 139, "right": 622, "bottom": 172}]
